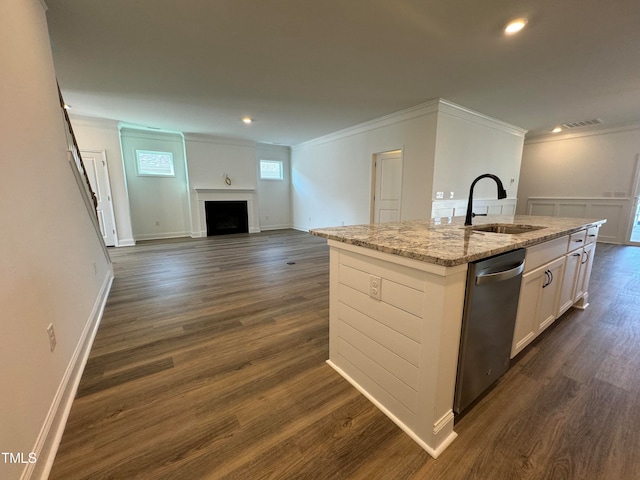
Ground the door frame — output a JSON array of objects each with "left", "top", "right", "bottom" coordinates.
[
  {"left": 626, "top": 154, "right": 640, "bottom": 245},
  {"left": 370, "top": 148, "right": 404, "bottom": 224}
]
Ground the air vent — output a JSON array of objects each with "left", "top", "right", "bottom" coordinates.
[{"left": 561, "top": 118, "right": 603, "bottom": 129}]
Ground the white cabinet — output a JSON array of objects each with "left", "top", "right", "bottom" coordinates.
[
  {"left": 511, "top": 226, "right": 600, "bottom": 358},
  {"left": 575, "top": 225, "right": 599, "bottom": 308},
  {"left": 574, "top": 241, "right": 596, "bottom": 306},
  {"left": 556, "top": 229, "right": 586, "bottom": 317},
  {"left": 536, "top": 257, "right": 565, "bottom": 332},
  {"left": 557, "top": 249, "right": 582, "bottom": 316},
  {"left": 511, "top": 256, "right": 564, "bottom": 357}
]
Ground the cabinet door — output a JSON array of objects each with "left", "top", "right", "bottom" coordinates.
[
  {"left": 511, "top": 257, "right": 565, "bottom": 359},
  {"left": 511, "top": 268, "right": 545, "bottom": 358},
  {"left": 536, "top": 256, "right": 565, "bottom": 333},
  {"left": 574, "top": 242, "right": 596, "bottom": 304},
  {"left": 557, "top": 251, "right": 582, "bottom": 316}
]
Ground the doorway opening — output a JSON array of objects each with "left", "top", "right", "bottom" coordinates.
[
  {"left": 630, "top": 203, "right": 640, "bottom": 243},
  {"left": 628, "top": 154, "right": 640, "bottom": 244}
]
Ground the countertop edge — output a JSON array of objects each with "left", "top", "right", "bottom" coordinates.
[{"left": 310, "top": 217, "right": 607, "bottom": 267}]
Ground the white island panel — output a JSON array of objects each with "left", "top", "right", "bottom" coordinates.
[{"left": 327, "top": 240, "right": 468, "bottom": 458}]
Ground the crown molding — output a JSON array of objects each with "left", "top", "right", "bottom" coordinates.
[
  {"left": 293, "top": 99, "right": 441, "bottom": 150},
  {"left": 525, "top": 121, "right": 640, "bottom": 144},
  {"left": 437, "top": 99, "right": 528, "bottom": 137},
  {"left": 293, "top": 98, "right": 527, "bottom": 151},
  {"left": 69, "top": 114, "right": 120, "bottom": 130},
  {"left": 183, "top": 133, "right": 256, "bottom": 148}
]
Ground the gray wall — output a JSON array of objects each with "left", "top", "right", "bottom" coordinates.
[{"left": 1, "top": 1, "right": 112, "bottom": 477}]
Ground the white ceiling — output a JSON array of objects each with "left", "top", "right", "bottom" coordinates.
[{"left": 46, "top": 0, "right": 640, "bottom": 146}]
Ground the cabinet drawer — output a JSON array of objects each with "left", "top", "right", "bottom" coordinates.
[
  {"left": 524, "top": 235, "right": 568, "bottom": 273},
  {"left": 585, "top": 226, "right": 599, "bottom": 244},
  {"left": 568, "top": 230, "right": 586, "bottom": 251}
]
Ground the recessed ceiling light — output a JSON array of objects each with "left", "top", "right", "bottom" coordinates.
[
  {"left": 504, "top": 18, "right": 528, "bottom": 35},
  {"left": 552, "top": 127, "right": 562, "bottom": 133},
  {"left": 242, "top": 117, "right": 253, "bottom": 124}
]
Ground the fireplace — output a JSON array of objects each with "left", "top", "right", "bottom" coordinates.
[{"left": 205, "top": 201, "right": 249, "bottom": 235}]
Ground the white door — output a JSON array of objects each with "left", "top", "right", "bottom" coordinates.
[
  {"left": 80, "top": 150, "right": 118, "bottom": 246},
  {"left": 373, "top": 150, "right": 403, "bottom": 223}
]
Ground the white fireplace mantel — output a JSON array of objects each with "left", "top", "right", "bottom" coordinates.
[
  {"left": 191, "top": 188, "right": 260, "bottom": 237},
  {"left": 194, "top": 188, "right": 256, "bottom": 194}
]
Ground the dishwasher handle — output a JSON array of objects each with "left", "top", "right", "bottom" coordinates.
[{"left": 476, "top": 260, "right": 525, "bottom": 285}]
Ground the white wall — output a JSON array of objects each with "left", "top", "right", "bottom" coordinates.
[
  {"left": 519, "top": 126, "right": 640, "bottom": 200},
  {"left": 185, "top": 134, "right": 258, "bottom": 191},
  {"left": 69, "top": 115, "right": 135, "bottom": 246},
  {"left": 432, "top": 102, "right": 525, "bottom": 202},
  {"left": 120, "top": 128, "right": 191, "bottom": 240},
  {"left": 291, "top": 99, "right": 525, "bottom": 231},
  {"left": 185, "top": 134, "right": 258, "bottom": 236},
  {"left": 185, "top": 135, "right": 292, "bottom": 235},
  {"left": 0, "top": 1, "right": 113, "bottom": 478},
  {"left": 68, "top": 127, "right": 292, "bottom": 240},
  {"left": 517, "top": 125, "right": 640, "bottom": 243},
  {"left": 256, "top": 144, "right": 292, "bottom": 230},
  {"left": 291, "top": 103, "right": 439, "bottom": 230}
]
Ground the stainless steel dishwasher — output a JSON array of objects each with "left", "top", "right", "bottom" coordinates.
[{"left": 454, "top": 248, "right": 526, "bottom": 414}]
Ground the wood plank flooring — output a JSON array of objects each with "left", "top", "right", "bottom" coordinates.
[{"left": 50, "top": 232, "right": 640, "bottom": 479}]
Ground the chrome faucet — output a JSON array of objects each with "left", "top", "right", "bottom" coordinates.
[{"left": 464, "top": 174, "right": 507, "bottom": 226}]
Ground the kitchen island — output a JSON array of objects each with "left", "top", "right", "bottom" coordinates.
[{"left": 310, "top": 215, "right": 606, "bottom": 458}]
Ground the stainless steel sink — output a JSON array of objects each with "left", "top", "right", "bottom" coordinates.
[{"left": 470, "top": 224, "right": 546, "bottom": 234}]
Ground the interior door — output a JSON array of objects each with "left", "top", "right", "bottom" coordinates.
[
  {"left": 80, "top": 150, "right": 118, "bottom": 246},
  {"left": 373, "top": 150, "right": 403, "bottom": 223}
]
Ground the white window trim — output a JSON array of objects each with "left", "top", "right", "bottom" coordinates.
[
  {"left": 136, "top": 150, "right": 176, "bottom": 177},
  {"left": 259, "top": 159, "right": 284, "bottom": 181}
]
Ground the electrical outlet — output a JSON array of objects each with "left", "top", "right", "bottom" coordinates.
[
  {"left": 369, "top": 275, "right": 382, "bottom": 300},
  {"left": 449, "top": 191, "right": 455, "bottom": 199},
  {"left": 436, "top": 192, "right": 444, "bottom": 199},
  {"left": 46, "top": 323, "right": 56, "bottom": 352}
]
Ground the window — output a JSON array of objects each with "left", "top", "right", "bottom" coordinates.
[
  {"left": 136, "top": 150, "right": 175, "bottom": 177},
  {"left": 259, "top": 160, "right": 283, "bottom": 180}
]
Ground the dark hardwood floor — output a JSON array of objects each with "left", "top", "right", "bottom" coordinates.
[{"left": 50, "top": 231, "right": 640, "bottom": 479}]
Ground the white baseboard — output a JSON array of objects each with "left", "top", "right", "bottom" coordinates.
[
  {"left": 134, "top": 231, "right": 190, "bottom": 241},
  {"left": 23, "top": 271, "right": 114, "bottom": 480},
  {"left": 116, "top": 237, "right": 135, "bottom": 247}
]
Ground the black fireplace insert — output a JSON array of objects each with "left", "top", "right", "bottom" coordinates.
[{"left": 205, "top": 201, "right": 248, "bottom": 235}]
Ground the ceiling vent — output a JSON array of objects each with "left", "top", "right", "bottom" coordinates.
[{"left": 561, "top": 118, "right": 603, "bottom": 129}]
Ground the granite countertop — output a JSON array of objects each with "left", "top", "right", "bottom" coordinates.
[{"left": 310, "top": 215, "right": 607, "bottom": 267}]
